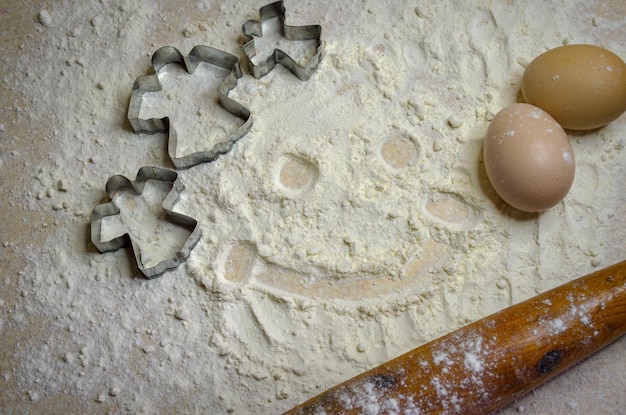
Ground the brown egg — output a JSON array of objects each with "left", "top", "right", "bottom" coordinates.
[
  {"left": 483, "top": 103, "right": 575, "bottom": 212},
  {"left": 522, "top": 44, "right": 626, "bottom": 130}
]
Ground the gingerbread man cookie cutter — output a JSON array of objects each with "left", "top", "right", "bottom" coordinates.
[
  {"left": 242, "top": 0, "right": 324, "bottom": 80},
  {"left": 91, "top": 166, "right": 201, "bottom": 279},
  {"left": 127, "top": 45, "right": 252, "bottom": 169}
]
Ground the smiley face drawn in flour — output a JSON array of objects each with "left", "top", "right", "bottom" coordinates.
[{"left": 189, "top": 38, "right": 489, "bottom": 301}]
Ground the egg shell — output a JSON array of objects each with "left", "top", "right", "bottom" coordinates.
[
  {"left": 522, "top": 44, "right": 626, "bottom": 130},
  {"left": 483, "top": 103, "right": 575, "bottom": 212}
]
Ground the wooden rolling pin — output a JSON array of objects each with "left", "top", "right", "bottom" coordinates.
[{"left": 284, "top": 261, "right": 626, "bottom": 414}]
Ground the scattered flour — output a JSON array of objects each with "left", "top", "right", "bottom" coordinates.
[
  {"left": 464, "top": 351, "right": 483, "bottom": 373},
  {"left": 1, "top": 0, "right": 626, "bottom": 414}
]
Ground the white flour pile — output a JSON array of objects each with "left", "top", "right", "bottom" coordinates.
[{"left": 1, "top": 0, "right": 625, "bottom": 413}]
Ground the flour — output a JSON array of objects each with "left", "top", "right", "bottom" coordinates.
[{"left": 2, "top": 0, "right": 626, "bottom": 414}]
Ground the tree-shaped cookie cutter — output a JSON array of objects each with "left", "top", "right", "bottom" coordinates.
[
  {"left": 242, "top": 0, "right": 324, "bottom": 80},
  {"left": 128, "top": 45, "right": 252, "bottom": 169},
  {"left": 91, "top": 166, "right": 201, "bottom": 279}
]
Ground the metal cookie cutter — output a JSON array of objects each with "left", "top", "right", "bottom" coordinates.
[
  {"left": 128, "top": 45, "right": 252, "bottom": 169},
  {"left": 243, "top": 0, "right": 324, "bottom": 80},
  {"left": 91, "top": 166, "right": 201, "bottom": 279}
]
